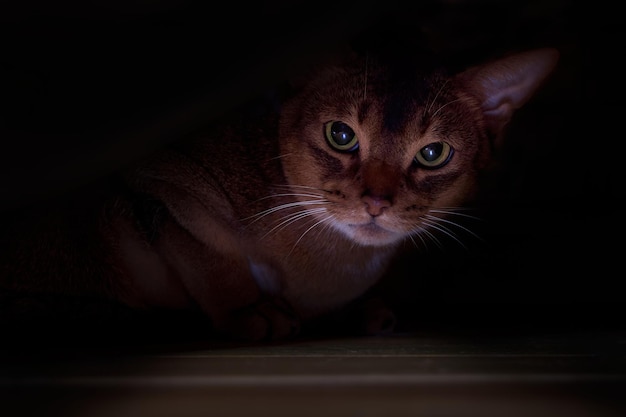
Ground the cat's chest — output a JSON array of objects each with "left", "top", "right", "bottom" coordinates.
[
  {"left": 254, "top": 235, "right": 396, "bottom": 317},
  {"left": 332, "top": 250, "right": 390, "bottom": 279}
]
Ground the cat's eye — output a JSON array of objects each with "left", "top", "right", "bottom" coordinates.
[
  {"left": 414, "top": 141, "right": 453, "bottom": 169},
  {"left": 324, "top": 121, "right": 359, "bottom": 152}
]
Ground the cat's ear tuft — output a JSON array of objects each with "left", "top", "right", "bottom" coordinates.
[{"left": 462, "top": 48, "right": 559, "bottom": 138}]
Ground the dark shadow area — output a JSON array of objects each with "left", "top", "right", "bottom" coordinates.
[
  {"left": 2, "top": 4, "right": 625, "bottom": 416},
  {"left": 0, "top": 0, "right": 624, "bottom": 347}
]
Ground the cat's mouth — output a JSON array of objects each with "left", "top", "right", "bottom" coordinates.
[
  {"left": 344, "top": 220, "right": 403, "bottom": 246},
  {"left": 349, "top": 221, "right": 385, "bottom": 233}
]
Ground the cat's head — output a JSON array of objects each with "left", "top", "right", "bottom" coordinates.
[{"left": 278, "top": 46, "right": 558, "bottom": 247}]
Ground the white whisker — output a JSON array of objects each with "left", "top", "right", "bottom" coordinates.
[
  {"left": 363, "top": 53, "right": 369, "bottom": 102},
  {"left": 425, "top": 214, "right": 484, "bottom": 242},
  {"left": 242, "top": 200, "right": 327, "bottom": 223},
  {"left": 261, "top": 207, "right": 327, "bottom": 239},
  {"left": 288, "top": 215, "right": 334, "bottom": 257},
  {"left": 426, "top": 79, "right": 450, "bottom": 115},
  {"left": 431, "top": 98, "right": 463, "bottom": 119},
  {"left": 419, "top": 226, "right": 443, "bottom": 249},
  {"left": 430, "top": 208, "right": 483, "bottom": 221},
  {"left": 410, "top": 222, "right": 443, "bottom": 250},
  {"left": 407, "top": 233, "right": 423, "bottom": 250},
  {"left": 254, "top": 193, "right": 326, "bottom": 202},
  {"left": 309, "top": 214, "right": 335, "bottom": 240},
  {"left": 266, "top": 153, "right": 294, "bottom": 162},
  {"left": 415, "top": 229, "right": 429, "bottom": 247},
  {"left": 270, "top": 184, "right": 326, "bottom": 193},
  {"left": 421, "top": 218, "right": 467, "bottom": 250}
]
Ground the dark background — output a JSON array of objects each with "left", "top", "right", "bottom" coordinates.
[{"left": 1, "top": 0, "right": 624, "bottom": 337}]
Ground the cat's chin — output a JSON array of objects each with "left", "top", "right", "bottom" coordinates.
[{"left": 336, "top": 221, "right": 404, "bottom": 247}]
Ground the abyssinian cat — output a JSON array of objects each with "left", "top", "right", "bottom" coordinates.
[{"left": 0, "top": 36, "right": 558, "bottom": 341}]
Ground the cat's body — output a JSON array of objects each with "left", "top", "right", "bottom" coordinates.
[
  {"left": 0, "top": 40, "right": 558, "bottom": 340},
  {"left": 108, "top": 104, "right": 401, "bottom": 340}
]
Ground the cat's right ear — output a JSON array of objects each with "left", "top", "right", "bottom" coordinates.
[{"left": 461, "top": 48, "right": 559, "bottom": 143}]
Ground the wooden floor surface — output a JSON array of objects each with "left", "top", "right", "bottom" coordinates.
[{"left": 2, "top": 330, "right": 625, "bottom": 417}]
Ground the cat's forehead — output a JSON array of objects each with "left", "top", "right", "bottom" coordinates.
[
  {"left": 312, "top": 60, "right": 452, "bottom": 134},
  {"left": 319, "top": 57, "right": 444, "bottom": 92}
]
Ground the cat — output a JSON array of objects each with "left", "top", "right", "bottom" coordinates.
[{"left": 0, "top": 36, "right": 559, "bottom": 342}]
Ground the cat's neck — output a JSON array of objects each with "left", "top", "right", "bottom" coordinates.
[{"left": 254, "top": 220, "right": 398, "bottom": 319}]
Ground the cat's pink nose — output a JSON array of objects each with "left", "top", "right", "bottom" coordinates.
[{"left": 362, "top": 195, "right": 391, "bottom": 217}]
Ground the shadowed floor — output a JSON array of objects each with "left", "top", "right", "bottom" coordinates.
[{"left": 2, "top": 329, "right": 625, "bottom": 417}]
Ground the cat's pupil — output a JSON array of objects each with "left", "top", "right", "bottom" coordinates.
[
  {"left": 420, "top": 142, "right": 444, "bottom": 162},
  {"left": 331, "top": 122, "right": 355, "bottom": 146}
]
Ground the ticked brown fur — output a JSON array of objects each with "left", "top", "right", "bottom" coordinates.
[{"left": 0, "top": 44, "right": 558, "bottom": 341}]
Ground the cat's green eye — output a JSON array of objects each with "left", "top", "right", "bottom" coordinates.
[
  {"left": 414, "top": 141, "right": 453, "bottom": 169},
  {"left": 324, "top": 121, "right": 359, "bottom": 152}
]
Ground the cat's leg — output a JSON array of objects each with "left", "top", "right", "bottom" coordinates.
[
  {"left": 303, "top": 294, "right": 396, "bottom": 337},
  {"left": 155, "top": 217, "right": 300, "bottom": 341},
  {"left": 125, "top": 163, "right": 301, "bottom": 341},
  {"left": 357, "top": 296, "right": 397, "bottom": 336}
]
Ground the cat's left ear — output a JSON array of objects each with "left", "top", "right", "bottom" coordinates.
[{"left": 460, "top": 48, "right": 559, "bottom": 141}]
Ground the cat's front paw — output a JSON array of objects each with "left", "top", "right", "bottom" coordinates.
[
  {"left": 219, "top": 296, "right": 301, "bottom": 342},
  {"left": 358, "top": 296, "right": 397, "bottom": 336}
]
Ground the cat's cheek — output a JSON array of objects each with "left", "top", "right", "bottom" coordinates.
[{"left": 423, "top": 173, "right": 476, "bottom": 208}]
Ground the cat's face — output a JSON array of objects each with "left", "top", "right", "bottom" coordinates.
[
  {"left": 278, "top": 48, "right": 558, "bottom": 247},
  {"left": 279, "top": 61, "right": 485, "bottom": 247}
]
